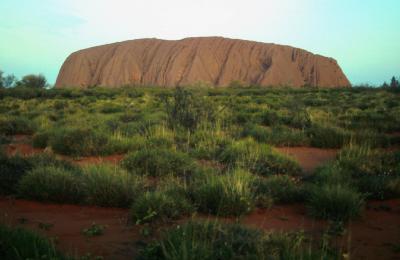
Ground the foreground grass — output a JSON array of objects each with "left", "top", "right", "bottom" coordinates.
[
  {"left": 0, "top": 224, "right": 67, "bottom": 260},
  {"left": 137, "top": 220, "right": 339, "bottom": 260}
]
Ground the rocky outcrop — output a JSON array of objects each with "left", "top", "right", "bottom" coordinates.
[{"left": 55, "top": 37, "right": 350, "bottom": 88}]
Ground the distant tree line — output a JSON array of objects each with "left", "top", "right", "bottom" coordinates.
[
  {"left": 0, "top": 70, "right": 48, "bottom": 89},
  {"left": 382, "top": 76, "right": 400, "bottom": 88}
]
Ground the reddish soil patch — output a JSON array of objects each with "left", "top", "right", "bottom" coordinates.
[
  {"left": 347, "top": 200, "right": 400, "bottom": 260},
  {"left": 242, "top": 204, "right": 326, "bottom": 232},
  {"left": 4, "top": 142, "right": 124, "bottom": 166},
  {"left": 275, "top": 147, "right": 338, "bottom": 174},
  {"left": 0, "top": 198, "right": 140, "bottom": 259},
  {"left": 1, "top": 198, "right": 399, "bottom": 259},
  {"left": 74, "top": 155, "right": 125, "bottom": 166},
  {"left": 387, "top": 132, "right": 400, "bottom": 137},
  {"left": 5, "top": 143, "right": 44, "bottom": 156},
  {"left": 241, "top": 200, "right": 400, "bottom": 260}
]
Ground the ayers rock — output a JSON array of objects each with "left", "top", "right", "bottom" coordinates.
[{"left": 55, "top": 37, "right": 350, "bottom": 88}]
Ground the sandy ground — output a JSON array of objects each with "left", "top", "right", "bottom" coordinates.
[
  {"left": 2, "top": 135, "right": 400, "bottom": 259},
  {"left": 1, "top": 198, "right": 399, "bottom": 259},
  {"left": 0, "top": 198, "right": 141, "bottom": 259},
  {"left": 275, "top": 147, "right": 338, "bottom": 174},
  {"left": 5, "top": 137, "right": 338, "bottom": 173}
]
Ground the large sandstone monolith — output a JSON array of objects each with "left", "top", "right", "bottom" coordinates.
[{"left": 55, "top": 37, "right": 350, "bottom": 88}]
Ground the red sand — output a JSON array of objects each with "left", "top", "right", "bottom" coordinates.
[
  {"left": 6, "top": 143, "right": 44, "bottom": 156},
  {"left": 0, "top": 198, "right": 141, "bottom": 259},
  {"left": 2, "top": 137, "right": 400, "bottom": 259},
  {"left": 241, "top": 200, "right": 400, "bottom": 260},
  {"left": 5, "top": 142, "right": 124, "bottom": 166},
  {"left": 5, "top": 142, "right": 338, "bottom": 174},
  {"left": 275, "top": 147, "right": 338, "bottom": 174},
  {"left": 1, "top": 198, "right": 399, "bottom": 259},
  {"left": 73, "top": 154, "right": 125, "bottom": 166}
]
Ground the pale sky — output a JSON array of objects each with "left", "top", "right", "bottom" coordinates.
[{"left": 0, "top": 0, "right": 399, "bottom": 85}]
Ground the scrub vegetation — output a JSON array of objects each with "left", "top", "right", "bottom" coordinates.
[{"left": 0, "top": 85, "right": 399, "bottom": 259}]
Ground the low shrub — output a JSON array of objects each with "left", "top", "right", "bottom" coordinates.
[
  {"left": 121, "top": 148, "right": 195, "bottom": 176},
  {"left": 99, "top": 103, "right": 124, "bottom": 113},
  {"left": 387, "top": 177, "right": 400, "bottom": 197},
  {"left": 261, "top": 109, "right": 280, "bottom": 126},
  {"left": 137, "top": 221, "right": 337, "bottom": 260},
  {"left": 242, "top": 124, "right": 309, "bottom": 146},
  {"left": 32, "top": 131, "right": 50, "bottom": 148},
  {"left": 307, "top": 124, "right": 350, "bottom": 148},
  {"left": 190, "top": 169, "right": 255, "bottom": 216},
  {"left": 18, "top": 165, "right": 85, "bottom": 204},
  {"left": 0, "top": 135, "right": 11, "bottom": 145},
  {"left": 307, "top": 184, "right": 365, "bottom": 221},
  {"left": 0, "top": 224, "right": 66, "bottom": 260},
  {"left": 189, "top": 130, "right": 230, "bottom": 160},
  {"left": 219, "top": 138, "right": 301, "bottom": 176},
  {"left": 164, "top": 87, "right": 217, "bottom": 131},
  {"left": 29, "top": 153, "right": 79, "bottom": 171},
  {"left": 0, "top": 153, "right": 32, "bottom": 195},
  {"left": 50, "top": 127, "right": 109, "bottom": 156},
  {"left": 83, "top": 164, "right": 145, "bottom": 207},
  {"left": 131, "top": 190, "right": 194, "bottom": 224},
  {"left": 284, "top": 109, "right": 311, "bottom": 129},
  {"left": 254, "top": 175, "right": 304, "bottom": 204},
  {"left": 336, "top": 145, "right": 400, "bottom": 199},
  {"left": 0, "top": 116, "right": 35, "bottom": 135},
  {"left": 312, "top": 163, "right": 351, "bottom": 186}
]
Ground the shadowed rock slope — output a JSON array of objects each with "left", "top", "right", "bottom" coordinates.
[{"left": 55, "top": 37, "right": 350, "bottom": 88}]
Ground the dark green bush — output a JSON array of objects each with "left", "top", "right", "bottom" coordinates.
[
  {"left": 261, "top": 110, "right": 280, "bottom": 126},
  {"left": 284, "top": 110, "right": 311, "bottom": 129},
  {"left": 131, "top": 190, "right": 194, "bottom": 224},
  {"left": 307, "top": 184, "right": 365, "bottom": 221},
  {"left": 29, "top": 153, "right": 79, "bottom": 171},
  {"left": 190, "top": 169, "right": 255, "bottom": 216},
  {"left": 307, "top": 124, "right": 350, "bottom": 148},
  {"left": 336, "top": 145, "right": 400, "bottom": 199},
  {"left": 219, "top": 138, "right": 301, "bottom": 176},
  {"left": 138, "top": 221, "right": 337, "bottom": 260},
  {"left": 83, "top": 164, "right": 144, "bottom": 207},
  {"left": 50, "top": 127, "right": 109, "bottom": 156},
  {"left": 254, "top": 175, "right": 304, "bottom": 204},
  {"left": 164, "top": 87, "right": 217, "bottom": 131},
  {"left": 242, "top": 124, "right": 309, "bottom": 146},
  {"left": 99, "top": 103, "right": 124, "bottom": 113},
  {"left": 0, "top": 116, "right": 35, "bottom": 135},
  {"left": 0, "top": 224, "right": 66, "bottom": 260},
  {"left": 32, "top": 131, "right": 50, "bottom": 148},
  {"left": 387, "top": 177, "right": 400, "bottom": 197},
  {"left": 0, "top": 135, "right": 11, "bottom": 145},
  {"left": 0, "top": 153, "right": 32, "bottom": 195},
  {"left": 18, "top": 165, "right": 85, "bottom": 204},
  {"left": 121, "top": 148, "right": 195, "bottom": 176}
]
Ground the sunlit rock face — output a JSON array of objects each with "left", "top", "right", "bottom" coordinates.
[{"left": 56, "top": 37, "right": 350, "bottom": 88}]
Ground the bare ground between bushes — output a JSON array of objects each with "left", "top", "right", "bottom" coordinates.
[
  {"left": 4, "top": 135, "right": 338, "bottom": 173},
  {"left": 2, "top": 135, "right": 400, "bottom": 259},
  {"left": 1, "top": 198, "right": 399, "bottom": 259}
]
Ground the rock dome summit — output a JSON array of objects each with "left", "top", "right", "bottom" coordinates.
[{"left": 55, "top": 37, "right": 350, "bottom": 88}]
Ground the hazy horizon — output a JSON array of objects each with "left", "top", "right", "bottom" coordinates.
[{"left": 1, "top": 0, "right": 399, "bottom": 86}]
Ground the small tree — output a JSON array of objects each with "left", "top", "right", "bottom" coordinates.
[
  {"left": 16, "top": 74, "right": 47, "bottom": 88},
  {"left": 3, "top": 74, "right": 17, "bottom": 88},
  {"left": 164, "top": 87, "right": 217, "bottom": 131},
  {"left": 390, "top": 76, "right": 399, "bottom": 88},
  {"left": 0, "top": 70, "right": 3, "bottom": 88}
]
